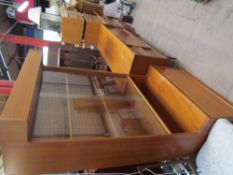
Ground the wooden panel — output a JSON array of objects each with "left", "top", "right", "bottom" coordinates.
[
  {"left": 1, "top": 50, "right": 42, "bottom": 120},
  {"left": 0, "top": 49, "right": 42, "bottom": 142},
  {"left": 129, "top": 75, "right": 145, "bottom": 90},
  {"left": 61, "top": 12, "right": 84, "bottom": 45},
  {"left": 72, "top": 96, "right": 132, "bottom": 111},
  {"left": 153, "top": 66, "right": 233, "bottom": 120},
  {"left": 129, "top": 46, "right": 171, "bottom": 75},
  {"left": 84, "top": 14, "right": 102, "bottom": 47},
  {"left": 97, "top": 25, "right": 135, "bottom": 74},
  {"left": 144, "top": 66, "right": 209, "bottom": 133},
  {"left": 125, "top": 77, "right": 170, "bottom": 135},
  {"left": 44, "top": 65, "right": 128, "bottom": 78},
  {"left": 130, "top": 55, "right": 172, "bottom": 75},
  {"left": 81, "top": 19, "right": 169, "bottom": 75},
  {"left": 130, "top": 75, "right": 183, "bottom": 133},
  {"left": 3, "top": 133, "right": 206, "bottom": 175}
]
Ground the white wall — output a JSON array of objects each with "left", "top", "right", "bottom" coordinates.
[{"left": 132, "top": 0, "right": 233, "bottom": 103}]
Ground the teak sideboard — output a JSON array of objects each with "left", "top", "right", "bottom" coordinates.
[{"left": 61, "top": 11, "right": 174, "bottom": 75}]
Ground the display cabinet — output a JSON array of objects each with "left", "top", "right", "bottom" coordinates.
[{"left": 0, "top": 50, "right": 227, "bottom": 175}]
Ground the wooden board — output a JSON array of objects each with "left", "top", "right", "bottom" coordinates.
[
  {"left": 61, "top": 12, "right": 84, "bottom": 45},
  {"left": 0, "top": 50, "right": 42, "bottom": 142},
  {"left": 1, "top": 50, "right": 42, "bottom": 121},
  {"left": 153, "top": 65, "right": 233, "bottom": 119},
  {"left": 130, "top": 55, "right": 173, "bottom": 75},
  {"left": 97, "top": 25, "right": 135, "bottom": 74},
  {"left": 3, "top": 133, "right": 206, "bottom": 175},
  {"left": 84, "top": 14, "right": 102, "bottom": 47},
  {"left": 144, "top": 66, "right": 209, "bottom": 133}
]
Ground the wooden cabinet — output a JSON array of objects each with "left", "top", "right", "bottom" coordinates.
[
  {"left": 2, "top": 50, "right": 232, "bottom": 174},
  {"left": 61, "top": 14, "right": 173, "bottom": 75},
  {"left": 97, "top": 25, "right": 172, "bottom": 75}
]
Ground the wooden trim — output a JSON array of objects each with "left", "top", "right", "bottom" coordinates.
[
  {"left": 1, "top": 49, "right": 42, "bottom": 120},
  {"left": 44, "top": 65, "right": 128, "bottom": 78},
  {"left": 65, "top": 74, "right": 73, "bottom": 138},
  {"left": 3, "top": 132, "right": 206, "bottom": 175},
  {"left": 127, "top": 76, "right": 171, "bottom": 134},
  {"left": 0, "top": 49, "right": 42, "bottom": 142}
]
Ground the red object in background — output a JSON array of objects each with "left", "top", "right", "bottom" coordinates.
[
  {"left": 0, "top": 80, "right": 14, "bottom": 87},
  {"left": 0, "top": 33, "right": 61, "bottom": 47},
  {"left": 15, "top": 0, "right": 34, "bottom": 22},
  {"left": 0, "top": 87, "right": 12, "bottom": 94},
  {"left": 0, "top": 80, "right": 14, "bottom": 94}
]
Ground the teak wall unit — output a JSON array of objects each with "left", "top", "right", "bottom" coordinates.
[
  {"left": 84, "top": 14, "right": 173, "bottom": 75},
  {"left": 1, "top": 50, "right": 233, "bottom": 175},
  {"left": 61, "top": 11, "right": 173, "bottom": 75}
]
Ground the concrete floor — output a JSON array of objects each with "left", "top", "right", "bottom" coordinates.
[{"left": 132, "top": 0, "right": 233, "bottom": 103}]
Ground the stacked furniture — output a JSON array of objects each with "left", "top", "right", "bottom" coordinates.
[{"left": 60, "top": 10, "right": 174, "bottom": 75}]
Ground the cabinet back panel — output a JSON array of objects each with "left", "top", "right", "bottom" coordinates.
[{"left": 144, "top": 67, "right": 209, "bottom": 133}]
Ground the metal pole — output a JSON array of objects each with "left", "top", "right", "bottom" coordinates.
[
  {"left": 0, "top": 22, "right": 18, "bottom": 80},
  {"left": 0, "top": 0, "right": 14, "bottom": 7},
  {"left": 0, "top": 22, "right": 18, "bottom": 45},
  {"left": 0, "top": 2, "right": 14, "bottom": 6},
  {"left": 0, "top": 33, "right": 61, "bottom": 47}
]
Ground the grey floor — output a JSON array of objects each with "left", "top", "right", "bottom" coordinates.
[{"left": 131, "top": 0, "right": 233, "bottom": 103}]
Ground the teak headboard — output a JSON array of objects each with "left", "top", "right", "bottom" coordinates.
[
  {"left": 145, "top": 66, "right": 209, "bottom": 133},
  {"left": 131, "top": 65, "right": 233, "bottom": 133}
]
